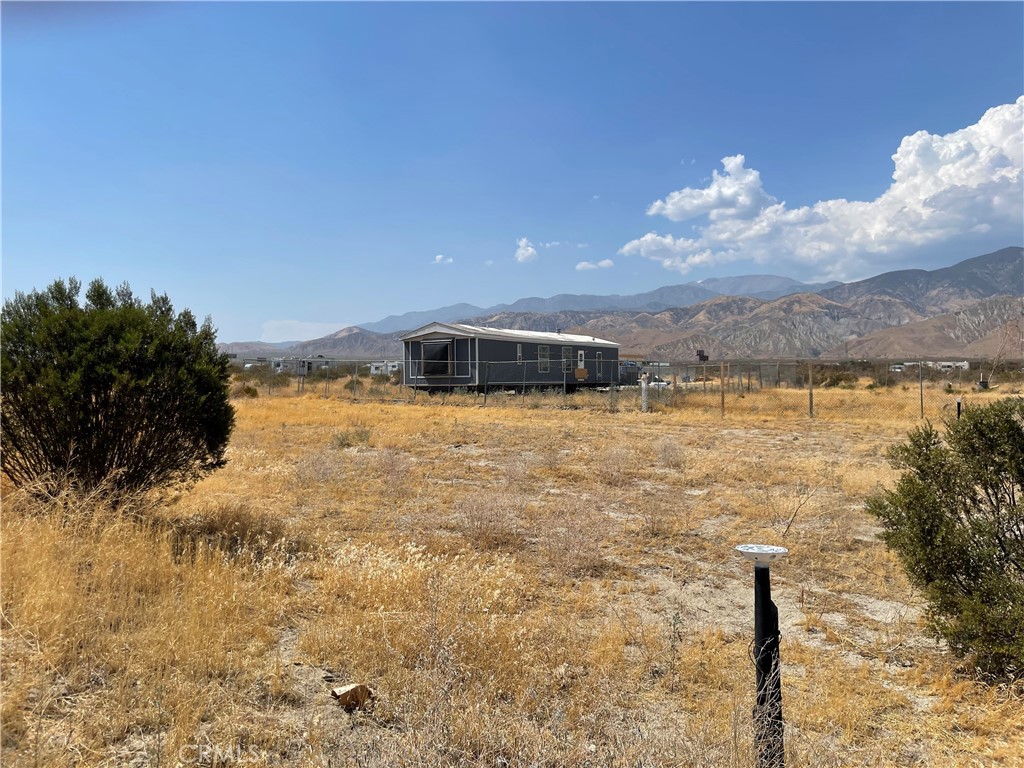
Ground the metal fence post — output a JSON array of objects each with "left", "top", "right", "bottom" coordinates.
[
  {"left": 737, "top": 545, "right": 788, "bottom": 768},
  {"left": 808, "top": 361, "right": 814, "bottom": 419},
  {"left": 720, "top": 362, "right": 726, "bottom": 418},
  {"left": 919, "top": 360, "right": 924, "bottom": 418}
]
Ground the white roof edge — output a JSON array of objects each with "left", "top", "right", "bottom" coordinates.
[{"left": 400, "top": 322, "right": 619, "bottom": 347}]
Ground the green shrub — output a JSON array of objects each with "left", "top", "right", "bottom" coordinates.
[
  {"left": 1, "top": 278, "right": 234, "bottom": 499},
  {"left": 867, "top": 397, "right": 1024, "bottom": 679}
]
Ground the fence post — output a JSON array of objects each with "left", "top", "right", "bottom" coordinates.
[
  {"left": 720, "top": 362, "right": 726, "bottom": 418},
  {"left": 737, "top": 545, "right": 789, "bottom": 768},
  {"left": 641, "top": 373, "right": 649, "bottom": 413},
  {"left": 808, "top": 361, "right": 814, "bottom": 419},
  {"left": 482, "top": 362, "right": 489, "bottom": 406},
  {"left": 919, "top": 360, "right": 924, "bottom": 419}
]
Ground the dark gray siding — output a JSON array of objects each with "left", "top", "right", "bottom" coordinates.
[{"left": 475, "top": 338, "right": 618, "bottom": 388}]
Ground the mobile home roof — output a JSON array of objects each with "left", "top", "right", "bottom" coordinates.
[{"left": 401, "top": 322, "right": 619, "bottom": 348}]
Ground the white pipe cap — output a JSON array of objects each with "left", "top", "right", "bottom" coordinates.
[{"left": 735, "top": 544, "right": 789, "bottom": 565}]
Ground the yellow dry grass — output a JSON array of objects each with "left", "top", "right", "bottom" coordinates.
[{"left": 2, "top": 384, "right": 1021, "bottom": 766}]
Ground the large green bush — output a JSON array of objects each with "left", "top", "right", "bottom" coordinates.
[
  {"left": 1, "top": 278, "right": 235, "bottom": 498},
  {"left": 867, "top": 397, "right": 1024, "bottom": 678}
]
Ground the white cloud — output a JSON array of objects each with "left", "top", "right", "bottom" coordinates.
[
  {"left": 576, "top": 259, "right": 614, "bottom": 271},
  {"left": 646, "top": 154, "right": 777, "bottom": 222},
  {"left": 260, "top": 320, "right": 345, "bottom": 343},
  {"left": 432, "top": 254, "right": 453, "bottom": 265},
  {"left": 485, "top": 259, "right": 494, "bottom": 266},
  {"left": 621, "top": 97, "right": 1024, "bottom": 281},
  {"left": 541, "top": 240, "right": 593, "bottom": 249},
  {"left": 514, "top": 237, "right": 538, "bottom": 263}
]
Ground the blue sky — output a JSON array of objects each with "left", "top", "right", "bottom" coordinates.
[{"left": 3, "top": 2, "right": 1022, "bottom": 342}]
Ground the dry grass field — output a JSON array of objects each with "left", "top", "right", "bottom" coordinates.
[{"left": 3, "top": 383, "right": 1023, "bottom": 767}]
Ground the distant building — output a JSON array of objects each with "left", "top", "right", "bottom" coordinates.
[
  {"left": 370, "top": 361, "right": 402, "bottom": 376},
  {"left": 401, "top": 322, "right": 620, "bottom": 392}
]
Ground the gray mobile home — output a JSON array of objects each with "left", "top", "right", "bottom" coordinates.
[{"left": 402, "top": 323, "right": 620, "bottom": 392}]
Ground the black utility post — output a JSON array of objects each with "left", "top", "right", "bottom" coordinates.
[{"left": 736, "top": 544, "right": 788, "bottom": 768}]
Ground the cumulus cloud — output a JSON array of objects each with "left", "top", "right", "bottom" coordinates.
[
  {"left": 432, "top": 254, "right": 453, "bottom": 265},
  {"left": 514, "top": 237, "right": 538, "bottom": 263},
  {"left": 576, "top": 259, "right": 614, "bottom": 271},
  {"left": 621, "top": 97, "right": 1024, "bottom": 280},
  {"left": 647, "top": 154, "right": 777, "bottom": 222}
]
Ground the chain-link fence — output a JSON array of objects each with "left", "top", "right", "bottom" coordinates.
[{"left": 232, "top": 356, "right": 1023, "bottom": 422}]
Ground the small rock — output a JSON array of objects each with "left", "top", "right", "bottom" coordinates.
[{"left": 330, "top": 683, "right": 374, "bottom": 711}]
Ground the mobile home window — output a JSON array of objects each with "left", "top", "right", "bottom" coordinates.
[
  {"left": 516, "top": 343, "right": 523, "bottom": 365},
  {"left": 562, "top": 346, "right": 573, "bottom": 373},
  {"left": 422, "top": 340, "right": 453, "bottom": 376},
  {"left": 538, "top": 345, "right": 550, "bottom": 373}
]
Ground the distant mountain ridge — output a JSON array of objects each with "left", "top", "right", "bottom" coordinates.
[
  {"left": 359, "top": 275, "right": 844, "bottom": 333},
  {"left": 221, "top": 247, "right": 1023, "bottom": 360},
  {"left": 359, "top": 284, "right": 721, "bottom": 333},
  {"left": 694, "top": 275, "right": 842, "bottom": 300},
  {"left": 821, "top": 246, "right": 1023, "bottom": 318},
  {"left": 359, "top": 303, "right": 487, "bottom": 334}
]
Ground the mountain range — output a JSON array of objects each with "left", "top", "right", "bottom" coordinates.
[
  {"left": 357, "top": 276, "right": 841, "bottom": 334},
  {"left": 219, "top": 247, "right": 1023, "bottom": 361}
]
